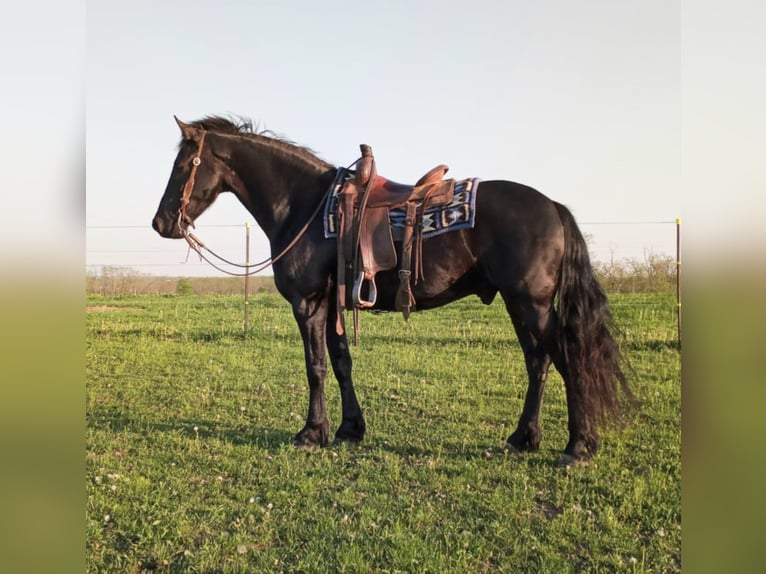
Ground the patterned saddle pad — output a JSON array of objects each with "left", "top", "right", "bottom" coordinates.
[{"left": 323, "top": 168, "right": 480, "bottom": 240}]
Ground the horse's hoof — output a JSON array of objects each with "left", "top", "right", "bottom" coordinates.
[
  {"left": 504, "top": 428, "right": 542, "bottom": 454},
  {"left": 556, "top": 453, "right": 589, "bottom": 468},
  {"left": 293, "top": 434, "right": 325, "bottom": 450},
  {"left": 293, "top": 423, "right": 330, "bottom": 449}
]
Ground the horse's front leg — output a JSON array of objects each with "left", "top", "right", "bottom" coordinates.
[
  {"left": 292, "top": 295, "right": 331, "bottom": 448},
  {"left": 326, "top": 312, "right": 365, "bottom": 444}
]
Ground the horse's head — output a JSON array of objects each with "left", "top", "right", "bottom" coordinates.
[{"left": 152, "top": 116, "right": 228, "bottom": 238}]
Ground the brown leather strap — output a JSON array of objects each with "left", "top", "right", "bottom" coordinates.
[
  {"left": 178, "top": 131, "right": 207, "bottom": 228},
  {"left": 336, "top": 178, "right": 358, "bottom": 334},
  {"left": 353, "top": 149, "right": 377, "bottom": 257},
  {"left": 341, "top": 183, "right": 356, "bottom": 261},
  {"left": 395, "top": 201, "right": 419, "bottom": 319},
  {"left": 336, "top": 202, "right": 348, "bottom": 335}
]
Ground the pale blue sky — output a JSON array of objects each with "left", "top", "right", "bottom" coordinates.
[{"left": 86, "top": 0, "right": 682, "bottom": 276}]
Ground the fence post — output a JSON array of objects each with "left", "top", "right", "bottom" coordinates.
[
  {"left": 676, "top": 217, "right": 681, "bottom": 345},
  {"left": 244, "top": 221, "right": 250, "bottom": 335}
]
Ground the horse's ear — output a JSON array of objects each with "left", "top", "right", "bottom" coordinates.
[{"left": 174, "top": 115, "right": 200, "bottom": 140}]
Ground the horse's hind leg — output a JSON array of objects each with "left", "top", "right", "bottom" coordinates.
[
  {"left": 326, "top": 313, "right": 366, "bottom": 444},
  {"left": 504, "top": 298, "right": 599, "bottom": 464},
  {"left": 504, "top": 305, "right": 554, "bottom": 453},
  {"left": 511, "top": 300, "right": 600, "bottom": 462}
]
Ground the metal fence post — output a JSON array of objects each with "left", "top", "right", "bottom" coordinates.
[
  {"left": 244, "top": 221, "right": 250, "bottom": 335},
  {"left": 676, "top": 217, "right": 681, "bottom": 345}
]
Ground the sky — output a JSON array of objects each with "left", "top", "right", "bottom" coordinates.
[
  {"left": 84, "top": 0, "right": 685, "bottom": 277},
  {"left": 85, "top": 0, "right": 681, "bottom": 275}
]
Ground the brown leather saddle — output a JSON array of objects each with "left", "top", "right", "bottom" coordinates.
[{"left": 335, "top": 144, "right": 455, "bottom": 338}]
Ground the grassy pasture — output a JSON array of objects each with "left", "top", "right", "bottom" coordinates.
[{"left": 86, "top": 292, "right": 680, "bottom": 572}]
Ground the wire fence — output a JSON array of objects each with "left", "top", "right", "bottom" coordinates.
[
  {"left": 86, "top": 218, "right": 681, "bottom": 342},
  {"left": 86, "top": 219, "right": 680, "bottom": 278}
]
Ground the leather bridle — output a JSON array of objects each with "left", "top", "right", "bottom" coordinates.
[
  {"left": 174, "top": 128, "right": 335, "bottom": 277},
  {"left": 177, "top": 130, "right": 207, "bottom": 231}
]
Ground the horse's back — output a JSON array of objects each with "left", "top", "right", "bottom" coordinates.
[
  {"left": 473, "top": 180, "right": 564, "bottom": 238},
  {"left": 369, "top": 180, "right": 565, "bottom": 310}
]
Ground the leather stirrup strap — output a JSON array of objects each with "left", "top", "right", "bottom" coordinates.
[{"left": 395, "top": 202, "right": 418, "bottom": 319}]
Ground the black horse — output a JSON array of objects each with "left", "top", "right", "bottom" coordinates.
[{"left": 152, "top": 115, "right": 631, "bottom": 465}]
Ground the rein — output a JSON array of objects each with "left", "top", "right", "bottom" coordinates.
[{"left": 177, "top": 130, "right": 334, "bottom": 277}]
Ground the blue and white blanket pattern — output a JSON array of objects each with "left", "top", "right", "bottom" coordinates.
[{"left": 323, "top": 168, "right": 480, "bottom": 240}]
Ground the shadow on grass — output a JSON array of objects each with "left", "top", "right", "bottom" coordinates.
[
  {"left": 119, "top": 324, "right": 522, "bottom": 356},
  {"left": 334, "top": 434, "right": 572, "bottom": 469},
  {"left": 354, "top": 331, "right": 519, "bottom": 351},
  {"left": 89, "top": 406, "right": 575, "bottom": 467},
  {"left": 92, "top": 407, "right": 512, "bottom": 462},
  {"left": 87, "top": 406, "right": 294, "bottom": 451}
]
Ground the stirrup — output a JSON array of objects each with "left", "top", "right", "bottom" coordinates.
[{"left": 352, "top": 272, "right": 377, "bottom": 308}]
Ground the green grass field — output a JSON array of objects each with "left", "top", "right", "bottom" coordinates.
[{"left": 86, "top": 292, "right": 680, "bottom": 573}]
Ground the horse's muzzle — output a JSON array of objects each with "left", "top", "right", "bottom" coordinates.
[{"left": 152, "top": 214, "right": 184, "bottom": 238}]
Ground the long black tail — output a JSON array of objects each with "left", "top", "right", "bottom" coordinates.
[{"left": 553, "top": 202, "right": 633, "bottom": 423}]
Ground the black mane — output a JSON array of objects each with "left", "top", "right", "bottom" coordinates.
[
  {"left": 188, "top": 115, "right": 254, "bottom": 135},
  {"left": 185, "top": 115, "right": 323, "bottom": 164}
]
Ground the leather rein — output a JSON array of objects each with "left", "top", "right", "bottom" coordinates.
[{"left": 177, "top": 129, "right": 332, "bottom": 277}]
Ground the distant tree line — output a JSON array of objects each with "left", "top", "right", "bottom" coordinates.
[
  {"left": 86, "top": 253, "right": 676, "bottom": 297},
  {"left": 85, "top": 267, "right": 277, "bottom": 296}
]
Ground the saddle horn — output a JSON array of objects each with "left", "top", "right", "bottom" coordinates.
[{"left": 356, "top": 144, "right": 374, "bottom": 187}]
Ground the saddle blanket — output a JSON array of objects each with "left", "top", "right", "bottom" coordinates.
[{"left": 323, "top": 168, "right": 480, "bottom": 240}]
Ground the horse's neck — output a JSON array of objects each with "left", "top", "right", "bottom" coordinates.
[{"left": 225, "top": 136, "right": 332, "bottom": 239}]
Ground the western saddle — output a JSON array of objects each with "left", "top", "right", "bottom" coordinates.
[{"left": 336, "top": 144, "right": 456, "bottom": 339}]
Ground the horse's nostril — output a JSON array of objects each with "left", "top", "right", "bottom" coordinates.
[{"left": 152, "top": 216, "right": 165, "bottom": 234}]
